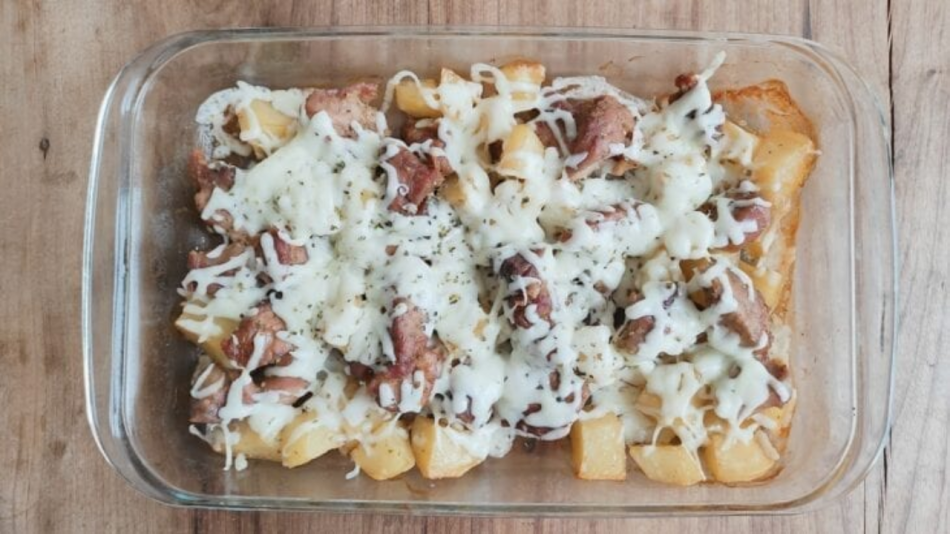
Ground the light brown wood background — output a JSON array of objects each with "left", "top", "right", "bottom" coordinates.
[{"left": 1, "top": 0, "right": 945, "bottom": 532}]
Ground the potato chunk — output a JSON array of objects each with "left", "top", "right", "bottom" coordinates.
[
  {"left": 757, "top": 393, "right": 797, "bottom": 450},
  {"left": 411, "top": 417, "right": 485, "bottom": 479},
  {"left": 174, "top": 311, "right": 239, "bottom": 369},
  {"left": 499, "top": 59, "right": 545, "bottom": 109},
  {"left": 759, "top": 393, "right": 796, "bottom": 431},
  {"left": 279, "top": 411, "right": 345, "bottom": 468},
  {"left": 703, "top": 431, "right": 777, "bottom": 483},
  {"left": 715, "top": 80, "right": 817, "bottom": 141},
  {"left": 500, "top": 59, "right": 545, "bottom": 86},
  {"left": 439, "top": 175, "right": 467, "bottom": 209},
  {"left": 629, "top": 444, "right": 705, "bottom": 486},
  {"left": 351, "top": 426, "right": 416, "bottom": 481},
  {"left": 438, "top": 69, "right": 482, "bottom": 120},
  {"left": 570, "top": 414, "right": 627, "bottom": 481},
  {"left": 752, "top": 129, "right": 816, "bottom": 221},
  {"left": 211, "top": 421, "right": 282, "bottom": 462},
  {"left": 394, "top": 78, "right": 441, "bottom": 118},
  {"left": 498, "top": 124, "right": 544, "bottom": 178},
  {"left": 237, "top": 99, "right": 297, "bottom": 156},
  {"left": 742, "top": 128, "right": 817, "bottom": 310},
  {"left": 719, "top": 121, "right": 760, "bottom": 165}
]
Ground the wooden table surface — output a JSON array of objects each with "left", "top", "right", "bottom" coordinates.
[{"left": 1, "top": 0, "right": 946, "bottom": 532}]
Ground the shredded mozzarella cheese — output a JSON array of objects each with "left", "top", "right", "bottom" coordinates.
[{"left": 179, "top": 52, "right": 793, "bottom": 473}]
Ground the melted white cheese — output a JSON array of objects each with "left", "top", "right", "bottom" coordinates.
[{"left": 181, "top": 52, "right": 794, "bottom": 472}]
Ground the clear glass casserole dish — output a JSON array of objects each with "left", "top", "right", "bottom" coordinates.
[{"left": 83, "top": 27, "right": 896, "bottom": 515}]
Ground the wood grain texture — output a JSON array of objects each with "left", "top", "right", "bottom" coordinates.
[
  {"left": 0, "top": 0, "right": 941, "bottom": 532},
  {"left": 882, "top": 0, "right": 950, "bottom": 533}
]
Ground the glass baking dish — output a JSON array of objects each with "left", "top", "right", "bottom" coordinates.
[{"left": 83, "top": 27, "right": 896, "bottom": 515}]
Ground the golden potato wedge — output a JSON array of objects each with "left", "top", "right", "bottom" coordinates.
[
  {"left": 634, "top": 391, "right": 662, "bottom": 418},
  {"left": 630, "top": 444, "right": 705, "bottom": 486},
  {"left": 703, "top": 431, "right": 777, "bottom": 483},
  {"left": 411, "top": 417, "right": 484, "bottom": 479},
  {"left": 570, "top": 414, "right": 627, "bottom": 481},
  {"left": 498, "top": 124, "right": 544, "bottom": 178},
  {"left": 499, "top": 59, "right": 545, "bottom": 105},
  {"left": 501, "top": 123, "right": 544, "bottom": 155},
  {"left": 279, "top": 411, "right": 345, "bottom": 468},
  {"left": 715, "top": 80, "right": 817, "bottom": 141},
  {"left": 753, "top": 129, "right": 817, "bottom": 216},
  {"left": 211, "top": 421, "right": 282, "bottom": 463},
  {"left": 756, "top": 393, "right": 797, "bottom": 452},
  {"left": 440, "top": 68, "right": 467, "bottom": 86},
  {"left": 715, "top": 81, "right": 819, "bottom": 320},
  {"left": 719, "top": 120, "right": 760, "bottom": 165},
  {"left": 500, "top": 59, "right": 545, "bottom": 84},
  {"left": 440, "top": 175, "right": 467, "bottom": 209},
  {"left": 394, "top": 78, "right": 441, "bottom": 118},
  {"left": 757, "top": 407, "right": 784, "bottom": 429},
  {"left": 759, "top": 393, "right": 796, "bottom": 430},
  {"left": 174, "top": 311, "right": 238, "bottom": 369},
  {"left": 351, "top": 425, "right": 416, "bottom": 481},
  {"left": 237, "top": 99, "right": 297, "bottom": 157},
  {"left": 438, "top": 69, "right": 482, "bottom": 120},
  {"left": 746, "top": 128, "right": 817, "bottom": 314}
]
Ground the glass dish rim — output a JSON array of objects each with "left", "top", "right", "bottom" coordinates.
[{"left": 82, "top": 25, "right": 897, "bottom": 516}]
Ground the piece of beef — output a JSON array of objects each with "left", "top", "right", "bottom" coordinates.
[
  {"left": 487, "top": 139, "right": 504, "bottom": 164},
  {"left": 668, "top": 73, "right": 700, "bottom": 104},
  {"left": 498, "top": 253, "right": 554, "bottom": 329},
  {"left": 390, "top": 299, "right": 429, "bottom": 366},
  {"left": 587, "top": 204, "right": 629, "bottom": 227},
  {"left": 188, "top": 363, "right": 231, "bottom": 424},
  {"left": 185, "top": 243, "right": 247, "bottom": 296},
  {"left": 401, "top": 121, "right": 453, "bottom": 176},
  {"left": 305, "top": 82, "right": 379, "bottom": 138},
  {"left": 513, "top": 376, "right": 590, "bottom": 438},
  {"left": 615, "top": 315, "right": 657, "bottom": 354},
  {"left": 718, "top": 271, "right": 770, "bottom": 348},
  {"left": 187, "top": 242, "right": 246, "bottom": 270},
  {"left": 187, "top": 150, "right": 249, "bottom": 240},
  {"left": 260, "top": 228, "right": 308, "bottom": 266},
  {"left": 704, "top": 191, "right": 771, "bottom": 250},
  {"left": 221, "top": 302, "right": 294, "bottom": 370},
  {"left": 385, "top": 147, "right": 446, "bottom": 215},
  {"left": 367, "top": 298, "right": 444, "bottom": 412},
  {"left": 562, "top": 96, "right": 635, "bottom": 180},
  {"left": 613, "top": 286, "right": 679, "bottom": 354},
  {"left": 764, "top": 359, "right": 788, "bottom": 381},
  {"left": 691, "top": 269, "right": 770, "bottom": 349},
  {"left": 188, "top": 149, "right": 235, "bottom": 213},
  {"left": 556, "top": 204, "right": 630, "bottom": 242},
  {"left": 533, "top": 120, "right": 561, "bottom": 150},
  {"left": 726, "top": 192, "right": 771, "bottom": 249},
  {"left": 347, "top": 362, "right": 375, "bottom": 382}
]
